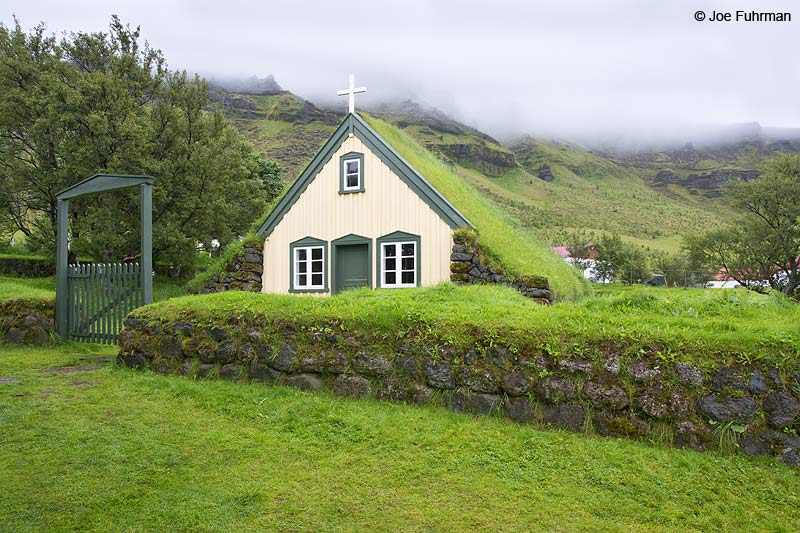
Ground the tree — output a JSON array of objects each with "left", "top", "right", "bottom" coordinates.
[
  {"left": 685, "top": 155, "right": 800, "bottom": 297},
  {"left": 0, "top": 17, "right": 277, "bottom": 268},
  {"left": 592, "top": 234, "right": 649, "bottom": 284},
  {"left": 566, "top": 240, "right": 593, "bottom": 275}
]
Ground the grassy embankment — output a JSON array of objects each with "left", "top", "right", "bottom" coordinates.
[
  {"left": 364, "top": 116, "right": 591, "bottom": 301},
  {"left": 135, "top": 283, "right": 800, "bottom": 371},
  {"left": 0, "top": 342, "right": 798, "bottom": 531}
]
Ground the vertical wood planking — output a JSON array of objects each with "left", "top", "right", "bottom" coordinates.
[{"left": 64, "top": 261, "right": 149, "bottom": 344}]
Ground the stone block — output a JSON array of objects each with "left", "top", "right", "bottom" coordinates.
[
  {"left": 284, "top": 373, "right": 324, "bottom": 391},
  {"left": 448, "top": 390, "right": 502, "bottom": 415},
  {"left": 332, "top": 374, "right": 372, "bottom": 398}
]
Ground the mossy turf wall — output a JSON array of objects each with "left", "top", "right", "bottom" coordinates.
[
  {"left": 0, "top": 298, "right": 55, "bottom": 346},
  {"left": 0, "top": 255, "right": 54, "bottom": 277},
  {"left": 119, "top": 286, "right": 800, "bottom": 466}
]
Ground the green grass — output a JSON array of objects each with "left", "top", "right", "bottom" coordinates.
[
  {"left": 504, "top": 139, "right": 733, "bottom": 248},
  {"left": 135, "top": 283, "right": 800, "bottom": 370},
  {"left": 0, "top": 343, "right": 798, "bottom": 531},
  {"left": 0, "top": 275, "right": 186, "bottom": 303},
  {"left": 0, "top": 276, "right": 55, "bottom": 301},
  {"left": 364, "top": 116, "right": 590, "bottom": 300}
]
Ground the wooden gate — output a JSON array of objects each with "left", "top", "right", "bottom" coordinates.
[{"left": 67, "top": 263, "right": 143, "bottom": 344}]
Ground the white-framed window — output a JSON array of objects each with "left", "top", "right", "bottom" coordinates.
[
  {"left": 294, "top": 246, "right": 325, "bottom": 290},
  {"left": 343, "top": 158, "right": 361, "bottom": 191},
  {"left": 380, "top": 241, "right": 417, "bottom": 288}
]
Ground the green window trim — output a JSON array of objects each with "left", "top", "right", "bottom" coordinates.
[
  {"left": 376, "top": 231, "right": 421, "bottom": 289},
  {"left": 339, "top": 151, "right": 365, "bottom": 194},
  {"left": 331, "top": 234, "right": 373, "bottom": 294},
  {"left": 289, "top": 236, "right": 329, "bottom": 293}
]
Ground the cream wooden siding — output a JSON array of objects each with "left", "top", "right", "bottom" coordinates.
[{"left": 263, "top": 134, "right": 454, "bottom": 295}]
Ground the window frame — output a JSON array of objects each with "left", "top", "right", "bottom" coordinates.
[
  {"left": 339, "top": 152, "right": 365, "bottom": 194},
  {"left": 376, "top": 231, "right": 421, "bottom": 289},
  {"left": 289, "top": 237, "right": 328, "bottom": 293}
]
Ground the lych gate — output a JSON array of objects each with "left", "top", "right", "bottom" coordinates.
[{"left": 55, "top": 174, "right": 154, "bottom": 344}]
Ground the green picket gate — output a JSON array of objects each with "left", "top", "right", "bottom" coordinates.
[{"left": 67, "top": 263, "right": 143, "bottom": 344}]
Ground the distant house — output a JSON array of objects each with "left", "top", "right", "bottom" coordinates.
[
  {"left": 552, "top": 244, "right": 605, "bottom": 282},
  {"left": 255, "top": 112, "right": 473, "bottom": 295}
]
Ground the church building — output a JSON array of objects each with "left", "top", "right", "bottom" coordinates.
[{"left": 256, "top": 76, "right": 473, "bottom": 295}]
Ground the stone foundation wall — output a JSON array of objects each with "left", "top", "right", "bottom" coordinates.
[
  {"left": 449, "top": 233, "right": 554, "bottom": 303},
  {"left": 119, "top": 315, "right": 800, "bottom": 467},
  {"left": 0, "top": 299, "right": 55, "bottom": 345},
  {"left": 194, "top": 245, "right": 263, "bottom": 293}
]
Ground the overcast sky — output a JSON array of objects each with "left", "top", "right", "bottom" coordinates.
[{"left": 4, "top": 0, "right": 799, "bottom": 144}]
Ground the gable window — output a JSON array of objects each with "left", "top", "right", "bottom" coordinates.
[
  {"left": 339, "top": 152, "right": 365, "bottom": 194},
  {"left": 290, "top": 237, "right": 328, "bottom": 292},
  {"left": 377, "top": 232, "right": 420, "bottom": 288},
  {"left": 344, "top": 159, "right": 360, "bottom": 190}
]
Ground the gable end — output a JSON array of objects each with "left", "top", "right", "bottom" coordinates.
[{"left": 256, "top": 114, "right": 473, "bottom": 238}]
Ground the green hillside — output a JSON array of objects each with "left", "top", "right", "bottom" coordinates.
[
  {"left": 210, "top": 89, "right": 339, "bottom": 179},
  {"left": 364, "top": 116, "right": 590, "bottom": 300},
  {"left": 215, "top": 85, "right": 799, "bottom": 256}
]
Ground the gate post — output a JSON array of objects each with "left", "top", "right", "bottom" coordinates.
[
  {"left": 55, "top": 198, "right": 69, "bottom": 338},
  {"left": 141, "top": 182, "right": 153, "bottom": 304}
]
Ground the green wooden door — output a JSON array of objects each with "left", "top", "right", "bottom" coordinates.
[{"left": 335, "top": 244, "right": 370, "bottom": 293}]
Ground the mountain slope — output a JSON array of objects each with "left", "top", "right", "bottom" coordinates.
[
  {"left": 212, "top": 81, "right": 798, "bottom": 255},
  {"left": 363, "top": 115, "right": 591, "bottom": 300}
]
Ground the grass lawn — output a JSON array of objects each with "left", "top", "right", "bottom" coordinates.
[
  {"left": 0, "top": 275, "right": 186, "bottom": 303},
  {"left": 0, "top": 343, "right": 798, "bottom": 532}
]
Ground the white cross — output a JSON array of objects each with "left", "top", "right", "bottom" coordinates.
[{"left": 337, "top": 74, "right": 367, "bottom": 114}]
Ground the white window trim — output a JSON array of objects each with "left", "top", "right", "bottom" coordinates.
[
  {"left": 293, "top": 245, "right": 325, "bottom": 290},
  {"left": 380, "top": 241, "right": 417, "bottom": 288},
  {"left": 342, "top": 158, "right": 361, "bottom": 191}
]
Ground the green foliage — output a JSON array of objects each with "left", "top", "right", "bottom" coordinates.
[
  {"left": 1, "top": 343, "right": 799, "bottom": 530},
  {"left": 593, "top": 234, "right": 651, "bottom": 284},
  {"left": 0, "top": 17, "right": 276, "bottom": 269},
  {"left": 364, "top": 116, "right": 590, "bottom": 300},
  {"left": 251, "top": 155, "right": 284, "bottom": 201},
  {"left": 135, "top": 284, "right": 800, "bottom": 369},
  {"left": 685, "top": 154, "right": 800, "bottom": 297}
]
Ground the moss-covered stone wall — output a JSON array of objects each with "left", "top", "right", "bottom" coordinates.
[
  {"left": 450, "top": 231, "right": 554, "bottom": 304},
  {"left": 118, "top": 315, "right": 800, "bottom": 467},
  {"left": 0, "top": 299, "right": 55, "bottom": 345},
  {"left": 192, "top": 244, "right": 263, "bottom": 293}
]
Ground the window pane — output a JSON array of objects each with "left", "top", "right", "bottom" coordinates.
[
  {"left": 298, "top": 274, "right": 307, "bottom": 286},
  {"left": 346, "top": 161, "right": 359, "bottom": 174},
  {"left": 385, "top": 258, "right": 396, "bottom": 271},
  {"left": 297, "top": 249, "right": 307, "bottom": 261},
  {"left": 401, "top": 271, "right": 415, "bottom": 284},
  {"left": 384, "top": 272, "right": 396, "bottom": 285},
  {"left": 311, "top": 247, "right": 322, "bottom": 260},
  {"left": 298, "top": 262, "right": 307, "bottom": 274},
  {"left": 312, "top": 260, "right": 323, "bottom": 273},
  {"left": 312, "top": 274, "right": 323, "bottom": 286},
  {"left": 347, "top": 173, "right": 359, "bottom": 188},
  {"left": 402, "top": 243, "right": 415, "bottom": 256},
  {"left": 401, "top": 257, "right": 414, "bottom": 271},
  {"left": 384, "top": 244, "right": 396, "bottom": 257}
]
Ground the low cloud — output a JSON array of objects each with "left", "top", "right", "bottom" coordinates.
[{"left": 5, "top": 0, "right": 799, "bottom": 146}]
